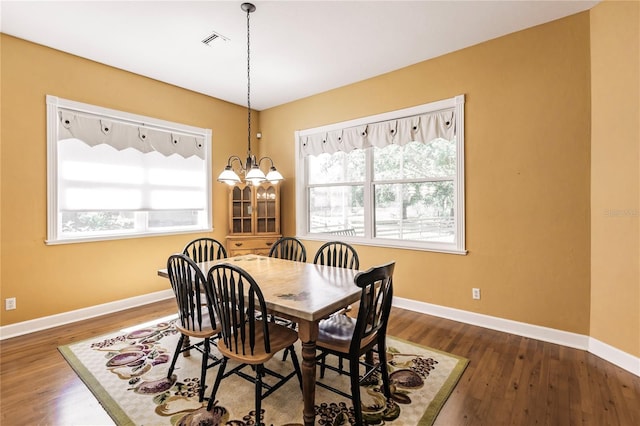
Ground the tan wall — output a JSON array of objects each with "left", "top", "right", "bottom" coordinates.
[
  {"left": 590, "top": 0, "right": 640, "bottom": 357},
  {"left": 4, "top": 6, "right": 635, "bottom": 358},
  {"left": 0, "top": 35, "right": 253, "bottom": 325},
  {"left": 261, "top": 12, "right": 593, "bottom": 334}
]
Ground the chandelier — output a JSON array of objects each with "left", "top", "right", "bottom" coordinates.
[{"left": 217, "top": 2, "right": 283, "bottom": 186}]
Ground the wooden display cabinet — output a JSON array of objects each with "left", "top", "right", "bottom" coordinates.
[{"left": 226, "top": 182, "right": 281, "bottom": 256}]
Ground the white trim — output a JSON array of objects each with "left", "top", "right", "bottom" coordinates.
[
  {"left": 393, "top": 297, "right": 589, "bottom": 349},
  {"left": 44, "top": 226, "right": 214, "bottom": 245},
  {"left": 47, "top": 98, "right": 60, "bottom": 241},
  {"left": 295, "top": 129, "right": 306, "bottom": 237},
  {"left": 589, "top": 337, "right": 640, "bottom": 376},
  {"left": 393, "top": 297, "right": 639, "bottom": 377},
  {"left": 454, "top": 95, "right": 466, "bottom": 251},
  {"left": 301, "top": 232, "right": 468, "bottom": 255},
  {"left": 0, "top": 289, "right": 174, "bottom": 340},
  {"left": 46, "top": 95, "right": 208, "bottom": 137}
]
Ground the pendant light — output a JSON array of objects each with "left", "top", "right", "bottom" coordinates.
[{"left": 217, "top": 2, "right": 283, "bottom": 186}]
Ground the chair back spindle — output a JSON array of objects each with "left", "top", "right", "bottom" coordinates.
[
  {"left": 206, "top": 264, "right": 271, "bottom": 357},
  {"left": 167, "top": 254, "right": 213, "bottom": 332},
  {"left": 268, "top": 237, "right": 307, "bottom": 262},
  {"left": 183, "top": 237, "right": 227, "bottom": 263},
  {"left": 352, "top": 262, "right": 394, "bottom": 353},
  {"left": 313, "top": 241, "right": 359, "bottom": 270}
]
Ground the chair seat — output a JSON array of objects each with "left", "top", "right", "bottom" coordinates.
[
  {"left": 175, "top": 324, "right": 219, "bottom": 339},
  {"left": 317, "top": 313, "right": 376, "bottom": 353},
  {"left": 319, "top": 313, "right": 355, "bottom": 340},
  {"left": 218, "top": 321, "right": 298, "bottom": 364},
  {"left": 175, "top": 313, "right": 220, "bottom": 339}
]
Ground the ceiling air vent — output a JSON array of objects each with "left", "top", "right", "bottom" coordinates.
[{"left": 202, "top": 31, "right": 229, "bottom": 46}]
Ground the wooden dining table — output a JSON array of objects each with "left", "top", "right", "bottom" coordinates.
[{"left": 158, "top": 254, "right": 362, "bottom": 426}]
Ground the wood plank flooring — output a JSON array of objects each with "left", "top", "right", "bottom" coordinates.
[{"left": 1, "top": 300, "right": 638, "bottom": 425}]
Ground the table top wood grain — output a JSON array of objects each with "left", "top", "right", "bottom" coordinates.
[
  {"left": 159, "top": 254, "right": 361, "bottom": 321},
  {"left": 158, "top": 254, "right": 362, "bottom": 426}
]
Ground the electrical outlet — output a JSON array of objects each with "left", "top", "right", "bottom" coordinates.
[
  {"left": 472, "top": 288, "right": 481, "bottom": 300},
  {"left": 5, "top": 297, "right": 16, "bottom": 310}
]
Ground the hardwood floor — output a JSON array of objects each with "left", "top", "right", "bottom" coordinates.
[{"left": 1, "top": 301, "right": 638, "bottom": 425}]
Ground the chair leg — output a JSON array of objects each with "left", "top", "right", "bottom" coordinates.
[
  {"left": 319, "top": 351, "right": 327, "bottom": 378},
  {"left": 377, "top": 337, "right": 391, "bottom": 399},
  {"left": 349, "top": 356, "right": 363, "bottom": 426},
  {"left": 255, "top": 364, "right": 264, "bottom": 425},
  {"left": 207, "top": 357, "right": 227, "bottom": 411},
  {"left": 167, "top": 334, "right": 185, "bottom": 378},
  {"left": 287, "top": 344, "right": 303, "bottom": 389},
  {"left": 198, "top": 337, "right": 210, "bottom": 402},
  {"left": 361, "top": 350, "right": 375, "bottom": 384},
  {"left": 281, "top": 321, "right": 297, "bottom": 361}
]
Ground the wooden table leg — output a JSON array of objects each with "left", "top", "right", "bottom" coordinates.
[{"left": 297, "top": 320, "right": 318, "bottom": 426}]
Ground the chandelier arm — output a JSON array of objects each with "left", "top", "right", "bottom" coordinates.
[
  {"left": 226, "top": 155, "right": 244, "bottom": 169},
  {"left": 257, "top": 156, "right": 275, "bottom": 168}
]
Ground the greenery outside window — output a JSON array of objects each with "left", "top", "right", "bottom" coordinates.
[
  {"left": 296, "top": 95, "right": 466, "bottom": 254},
  {"left": 46, "top": 96, "right": 213, "bottom": 244}
]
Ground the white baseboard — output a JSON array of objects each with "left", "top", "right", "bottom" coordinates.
[
  {"left": 0, "top": 289, "right": 174, "bottom": 340},
  {"left": 589, "top": 337, "right": 640, "bottom": 377},
  {"left": 2, "top": 292, "right": 637, "bottom": 377},
  {"left": 393, "top": 296, "right": 640, "bottom": 377}
]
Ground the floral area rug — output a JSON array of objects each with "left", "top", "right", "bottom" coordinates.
[{"left": 58, "top": 316, "right": 468, "bottom": 426}]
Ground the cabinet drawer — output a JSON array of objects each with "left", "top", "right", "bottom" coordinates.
[
  {"left": 226, "top": 237, "right": 279, "bottom": 251},
  {"left": 228, "top": 247, "right": 273, "bottom": 257},
  {"left": 253, "top": 248, "right": 272, "bottom": 256},
  {"left": 228, "top": 248, "right": 256, "bottom": 256}
]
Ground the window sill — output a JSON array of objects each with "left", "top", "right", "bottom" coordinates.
[
  {"left": 300, "top": 234, "right": 467, "bottom": 255},
  {"left": 45, "top": 227, "right": 214, "bottom": 245}
]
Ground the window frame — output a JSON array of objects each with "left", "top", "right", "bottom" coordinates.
[
  {"left": 295, "top": 95, "right": 466, "bottom": 255},
  {"left": 46, "top": 95, "right": 213, "bottom": 244}
]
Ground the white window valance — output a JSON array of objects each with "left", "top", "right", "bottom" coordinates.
[
  {"left": 300, "top": 108, "right": 455, "bottom": 156},
  {"left": 58, "top": 109, "right": 206, "bottom": 159}
]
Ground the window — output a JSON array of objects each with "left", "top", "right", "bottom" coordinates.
[
  {"left": 296, "top": 95, "right": 466, "bottom": 254},
  {"left": 46, "top": 96, "right": 212, "bottom": 244}
]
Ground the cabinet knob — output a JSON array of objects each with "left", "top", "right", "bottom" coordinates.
[
  {"left": 266, "top": 242, "right": 273, "bottom": 246},
  {"left": 235, "top": 242, "right": 243, "bottom": 247}
]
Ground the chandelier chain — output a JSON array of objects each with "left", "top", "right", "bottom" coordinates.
[
  {"left": 216, "top": 3, "right": 282, "bottom": 186},
  {"left": 246, "top": 5, "right": 252, "bottom": 157}
]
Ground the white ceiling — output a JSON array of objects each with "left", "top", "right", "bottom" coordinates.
[{"left": 1, "top": 0, "right": 599, "bottom": 110}]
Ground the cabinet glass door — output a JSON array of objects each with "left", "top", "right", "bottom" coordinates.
[
  {"left": 232, "top": 185, "right": 252, "bottom": 234},
  {"left": 256, "top": 185, "right": 277, "bottom": 233}
]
